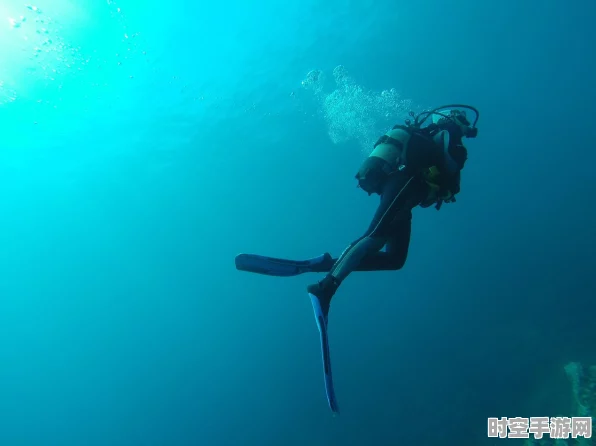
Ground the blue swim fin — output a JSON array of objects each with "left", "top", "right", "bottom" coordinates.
[
  {"left": 308, "top": 292, "right": 340, "bottom": 414},
  {"left": 235, "top": 253, "right": 332, "bottom": 277}
]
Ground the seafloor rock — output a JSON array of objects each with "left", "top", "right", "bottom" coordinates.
[
  {"left": 564, "top": 362, "right": 596, "bottom": 418},
  {"left": 523, "top": 362, "right": 594, "bottom": 446}
]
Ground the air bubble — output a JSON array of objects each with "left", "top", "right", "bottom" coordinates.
[{"left": 301, "top": 66, "right": 415, "bottom": 151}]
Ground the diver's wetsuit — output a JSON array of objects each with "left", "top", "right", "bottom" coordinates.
[
  {"left": 314, "top": 167, "right": 428, "bottom": 278},
  {"left": 308, "top": 121, "right": 467, "bottom": 305}
]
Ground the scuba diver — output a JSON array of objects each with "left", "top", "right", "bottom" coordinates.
[{"left": 235, "top": 104, "right": 480, "bottom": 414}]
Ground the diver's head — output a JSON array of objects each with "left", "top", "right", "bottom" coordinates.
[
  {"left": 433, "top": 109, "right": 477, "bottom": 139},
  {"left": 410, "top": 104, "right": 479, "bottom": 139}
]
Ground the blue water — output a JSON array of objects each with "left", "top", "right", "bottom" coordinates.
[{"left": 1, "top": 0, "right": 595, "bottom": 445}]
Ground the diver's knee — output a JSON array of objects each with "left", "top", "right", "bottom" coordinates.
[{"left": 388, "top": 255, "right": 407, "bottom": 270}]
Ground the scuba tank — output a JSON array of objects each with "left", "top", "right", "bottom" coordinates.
[{"left": 356, "top": 104, "right": 480, "bottom": 197}]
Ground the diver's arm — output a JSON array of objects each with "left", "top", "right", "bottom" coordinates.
[
  {"left": 444, "top": 169, "right": 461, "bottom": 198},
  {"left": 438, "top": 139, "right": 467, "bottom": 199},
  {"left": 448, "top": 141, "right": 468, "bottom": 171}
]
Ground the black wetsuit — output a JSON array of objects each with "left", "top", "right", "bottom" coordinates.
[
  {"left": 314, "top": 124, "right": 467, "bottom": 284},
  {"left": 313, "top": 168, "right": 427, "bottom": 277}
]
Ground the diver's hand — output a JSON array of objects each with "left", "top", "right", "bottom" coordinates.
[{"left": 439, "top": 190, "right": 455, "bottom": 203}]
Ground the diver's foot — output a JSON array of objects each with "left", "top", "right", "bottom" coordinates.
[
  {"left": 311, "top": 252, "right": 335, "bottom": 273},
  {"left": 307, "top": 275, "right": 340, "bottom": 321}
]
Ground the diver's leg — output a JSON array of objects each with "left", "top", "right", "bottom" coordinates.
[
  {"left": 351, "top": 217, "right": 412, "bottom": 271},
  {"left": 311, "top": 219, "right": 411, "bottom": 273},
  {"left": 327, "top": 178, "right": 417, "bottom": 282},
  {"left": 307, "top": 173, "right": 420, "bottom": 317}
]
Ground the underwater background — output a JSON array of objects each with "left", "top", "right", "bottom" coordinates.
[{"left": 0, "top": 0, "right": 595, "bottom": 445}]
